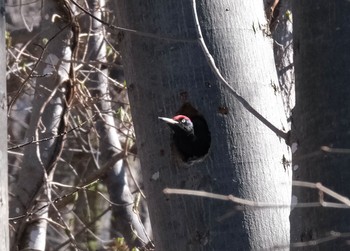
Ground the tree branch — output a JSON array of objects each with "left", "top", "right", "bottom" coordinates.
[{"left": 190, "top": 0, "right": 289, "bottom": 141}]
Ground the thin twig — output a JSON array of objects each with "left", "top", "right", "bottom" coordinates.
[
  {"left": 164, "top": 188, "right": 288, "bottom": 208},
  {"left": 293, "top": 180, "right": 350, "bottom": 207},
  {"left": 321, "top": 145, "right": 350, "bottom": 154},
  {"left": 7, "top": 24, "right": 70, "bottom": 116},
  {"left": 7, "top": 115, "right": 95, "bottom": 150},
  {"left": 53, "top": 207, "right": 112, "bottom": 251},
  {"left": 9, "top": 150, "right": 127, "bottom": 222}
]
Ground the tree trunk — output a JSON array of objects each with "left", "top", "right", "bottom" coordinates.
[
  {"left": 115, "top": 1, "right": 291, "bottom": 250},
  {"left": 0, "top": 0, "right": 9, "bottom": 249},
  {"left": 291, "top": 1, "right": 350, "bottom": 250},
  {"left": 9, "top": 1, "right": 72, "bottom": 249}
]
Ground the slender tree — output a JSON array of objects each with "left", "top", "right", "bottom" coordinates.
[
  {"left": 114, "top": 1, "right": 291, "bottom": 250},
  {"left": 291, "top": 1, "right": 350, "bottom": 250},
  {"left": 0, "top": 0, "right": 9, "bottom": 249}
]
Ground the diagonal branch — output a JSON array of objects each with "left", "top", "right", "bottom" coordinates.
[{"left": 190, "top": 0, "right": 288, "bottom": 141}]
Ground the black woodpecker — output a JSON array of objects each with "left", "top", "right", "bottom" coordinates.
[{"left": 158, "top": 114, "right": 211, "bottom": 163}]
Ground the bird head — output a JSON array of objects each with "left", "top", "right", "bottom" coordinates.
[{"left": 158, "top": 115, "right": 194, "bottom": 135}]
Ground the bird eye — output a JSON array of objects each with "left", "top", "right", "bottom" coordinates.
[{"left": 181, "top": 119, "right": 186, "bottom": 124}]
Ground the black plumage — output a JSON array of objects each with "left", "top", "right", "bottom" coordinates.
[{"left": 159, "top": 114, "right": 211, "bottom": 163}]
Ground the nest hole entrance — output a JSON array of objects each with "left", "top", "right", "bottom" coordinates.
[{"left": 173, "top": 102, "right": 211, "bottom": 164}]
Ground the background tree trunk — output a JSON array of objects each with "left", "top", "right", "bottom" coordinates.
[
  {"left": 114, "top": 1, "right": 291, "bottom": 250},
  {"left": 291, "top": 1, "right": 350, "bottom": 250},
  {"left": 9, "top": 1, "right": 72, "bottom": 249},
  {"left": 0, "top": 0, "right": 9, "bottom": 249}
]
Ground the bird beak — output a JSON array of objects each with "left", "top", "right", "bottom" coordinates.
[{"left": 158, "top": 117, "right": 179, "bottom": 125}]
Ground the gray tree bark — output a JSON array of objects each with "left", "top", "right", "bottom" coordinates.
[
  {"left": 115, "top": 1, "right": 291, "bottom": 250},
  {"left": 0, "top": 0, "right": 9, "bottom": 249},
  {"left": 9, "top": 1, "right": 73, "bottom": 249},
  {"left": 291, "top": 1, "right": 350, "bottom": 250}
]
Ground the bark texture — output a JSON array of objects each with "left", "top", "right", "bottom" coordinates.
[
  {"left": 115, "top": 1, "right": 291, "bottom": 250},
  {"left": 291, "top": 1, "right": 350, "bottom": 250}
]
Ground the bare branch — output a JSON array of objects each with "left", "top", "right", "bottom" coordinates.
[
  {"left": 164, "top": 180, "right": 350, "bottom": 209},
  {"left": 8, "top": 115, "right": 95, "bottom": 150},
  {"left": 7, "top": 24, "right": 70, "bottom": 116}
]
